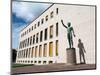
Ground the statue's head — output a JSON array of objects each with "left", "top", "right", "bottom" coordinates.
[
  {"left": 78, "top": 39, "right": 81, "bottom": 42},
  {"left": 67, "top": 22, "right": 71, "bottom": 27}
]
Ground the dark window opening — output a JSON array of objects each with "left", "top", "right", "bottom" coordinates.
[
  {"left": 44, "top": 28, "right": 48, "bottom": 40},
  {"left": 40, "top": 31, "right": 43, "bottom": 42},
  {"left": 56, "top": 8, "right": 58, "bottom": 14}
]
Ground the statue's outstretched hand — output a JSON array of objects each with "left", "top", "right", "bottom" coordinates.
[{"left": 74, "top": 34, "right": 76, "bottom": 37}]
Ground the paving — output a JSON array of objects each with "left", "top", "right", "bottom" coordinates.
[{"left": 11, "top": 63, "right": 96, "bottom": 75}]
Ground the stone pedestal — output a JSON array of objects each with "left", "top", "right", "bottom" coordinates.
[{"left": 66, "top": 48, "right": 76, "bottom": 65}]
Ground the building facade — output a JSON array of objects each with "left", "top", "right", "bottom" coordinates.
[{"left": 16, "top": 4, "right": 96, "bottom": 65}]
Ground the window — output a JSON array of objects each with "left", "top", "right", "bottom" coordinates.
[
  {"left": 45, "top": 15, "right": 48, "bottom": 21},
  {"left": 56, "top": 22, "right": 58, "bottom": 36},
  {"left": 28, "top": 61, "right": 30, "bottom": 63},
  {"left": 56, "top": 40, "right": 58, "bottom": 56},
  {"left": 41, "top": 18, "right": 44, "bottom": 24},
  {"left": 31, "top": 61, "right": 33, "bottom": 63},
  {"left": 29, "top": 28, "right": 31, "bottom": 32},
  {"left": 43, "top": 61, "right": 46, "bottom": 64},
  {"left": 49, "top": 61, "right": 53, "bottom": 64},
  {"left": 33, "top": 35, "right": 35, "bottom": 44},
  {"left": 27, "top": 30, "right": 28, "bottom": 34},
  {"left": 34, "top": 24, "right": 36, "bottom": 29},
  {"left": 24, "top": 49, "right": 26, "bottom": 58},
  {"left": 34, "top": 61, "right": 37, "bottom": 63},
  {"left": 56, "top": 8, "right": 58, "bottom": 14},
  {"left": 44, "top": 28, "right": 48, "bottom": 40},
  {"left": 30, "top": 36, "right": 32, "bottom": 45},
  {"left": 25, "top": 31, "right": 26, "bottom": 35},
  {"left": 35, "top": 46, "right": 38, "bottom": 57},
  {"left": 50, "top": 11, "right": 54, "bottom": 18},
  {"left": 23, "top": 50, "right": 25, "bottom": 58},
  {"left": 24, "top": 39, "right": 26, "bottom": 47},
  {"left": 31, "top": 47, "right": 34, "bottom": 57},
  {"left": 38, "top": 61, "right": 41, "bottom": 64},
  {"left": 32, "top": 26, "right": 33, "bottom": 30},
  {"left": 28, "top": 48, "right": 30, "bottom": 58},
  {"left": 50, "top": 25, "right": 53, "bottom": 38},
  {"left": 49, "top": 42, "right": 53, "bottom": 57},
  {"left": 38, "top": 21, "right": 40, "bottom": 26},
  {"left": 44, "top": 44, "right": 47, "bottom": 57},
  {"left": 40, "top": 31, "right": 43, "bottom": 42},
  {"left": 26, "top": 49, "right": 28, "bottom": 58},
  {"left": 36, "top": 33, "right": 39, "bottom": 43},
  {"left": 28, "top": 48, "right": 31, "bottom": 58},
  {"left": 39, "top": 45, "right": 42, "bottom": 57},
  {"left": 28, "top": 38, "right": 30, "bottom": 46}
]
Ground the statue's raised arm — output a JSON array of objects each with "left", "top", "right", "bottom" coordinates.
[{"left": 61, "top": 20, "right": 67, "bottom": 28}]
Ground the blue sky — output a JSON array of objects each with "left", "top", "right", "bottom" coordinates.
[{"left": 12, "top": 1, "right": 52, "bottom": 49}]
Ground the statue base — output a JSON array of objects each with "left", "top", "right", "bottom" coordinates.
[{"left": 66, "top": 48, "right": 76, "bottom": 65}]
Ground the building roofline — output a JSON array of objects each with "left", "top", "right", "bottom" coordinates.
[
  {"left": 20, "top": 3, "right": 54, "bottom": 32},
  {"left": 13, "top": 0, "right": 96, "bottom": 7},
  {"left": 12, "top": 1, "right": 96, "bottom": 33}
]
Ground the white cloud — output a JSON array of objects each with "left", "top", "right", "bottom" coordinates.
[
  {"left": 12, "top": 23, "right": 26, "bottom": 49},
  {"left": 12, "top": 1, "right": 51, "bottom": 22}
]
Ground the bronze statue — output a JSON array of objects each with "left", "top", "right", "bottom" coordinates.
[{"left": 61, "top": 20, "right": 75, "bottom": 48}]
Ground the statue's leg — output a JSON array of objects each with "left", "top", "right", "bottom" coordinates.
[
  {"left": 82, "top": 52, "right": 86, "bottom": 64},
  {"left": 79, "top": 51, "right": 82, "bottom": 64},
  {"left": 70, "top": 35, "right": 73, "bottom": 48},
  {"left": 68, "top": 34, "right": 71, "bottom": 48}
]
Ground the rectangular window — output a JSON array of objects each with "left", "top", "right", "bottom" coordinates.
[
  {"left": 26, "top": 48, "right": 28, "bottom": 58},
  {"left": 45, "top": 15, "right": 48, "bottom": 21},
  {"left": 49, "top": 42, "right": 53, "bottom": 57},
  {"left": 25, "top": 31, "right": 26, "bottom": 35},
  {"left": 28, "top": 48, "right": 31, "bottom": 58},
  {"left": 56, "top": 22, "right": 58, "bottom": 36},
  {"left": 22, "top": 50, "right": 24, "bottom": 58},
  {"left": 40, "top": 31, "right": 43, "bottom": 42},
  {"left": 31, "top": 47, "right": 34, "bottom": 57},
  {"left": 50, "top": 11, "right": 54, "bottom": 18},
  {"left": 33, "top": 35, "right": 35, "bottom": 44},
  {"left": 24, "top": 49, "right": 26, "bottom": 58},
  {"left": 43, "top": 61, "right": 46, "bottom": 64},
  {"left": 49, "top": 61, "right": 53, "bottom": 64},
  {"left": 29, "top": 28, "right": 31, "bottom": 32},
  {"left": 28, "top": 38, "right": 30, "bottom": 46},
  {"left": 50, "top": 25, "right": 53, "bottom": 38},
  {"left": 27, "top": 30, "right": 28, "bottom": 34},
  {"left": 39, "top": 45, "right": 42, "bottom": 57},
  {"left": 32, "top": 26, "right": 33, "bottom": 30},
  {"left": 36, "top": 33, "right": 39, "bottom": 43},
  {"left": 34, "top": 61, "right": 37, "bottom": 63},
  {"left": 30, "top": 36, "right": 32, "bottom": 45},
  {"left": 18, "top": 51, "right": 20, "bottom": 58},
  {"left": 35, "top": 46, "right": 38, "bottom": 57},
  {"left": 56, "top": 8, "right": 58, "bottom": 14},
  {"left": 44, "top": 28, "right": 48, "bottom": 40},
  {"left": 44, "top": 43, "right": 47, "bottom": 57},
  {"left": 56, "top": 40, "right": 58, "bottom": 56},
  {"left": 34, "top": 24, "right": 36, "bottom": 29},
  {"left": 38, "top": 21, "right": 40, "bottom": 27},
  {"left": 25, "top": 39, "right": 27, "bottom": 47},
  {"left": 41, "top": 18, "right": 44, "bottom": 24},
  {"left": 38, "top": 61, "right": 41, "bottom": 64}
]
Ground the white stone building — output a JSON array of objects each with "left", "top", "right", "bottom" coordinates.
[{"left": 16, "top": 3, "right": 96, "bottom": 65}]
